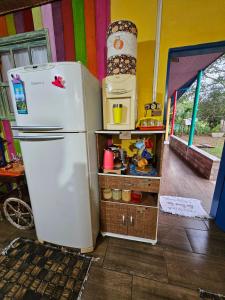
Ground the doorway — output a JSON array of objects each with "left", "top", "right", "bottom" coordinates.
[{"left": 162, "top": 40, "right": 225, "bottom": 216}]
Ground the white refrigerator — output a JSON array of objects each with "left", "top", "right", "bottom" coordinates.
[{"left": 8, "top": 62, "right": 102, "bottom": 252}]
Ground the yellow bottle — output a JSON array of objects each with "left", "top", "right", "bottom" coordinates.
[{"left": 113, "top": 104, "right": 123, "bottom": 124}]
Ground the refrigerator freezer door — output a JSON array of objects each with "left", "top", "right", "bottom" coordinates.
[
  {"left": 18, "top": 132, "right": 94, "bottom": 248},
  {"left": 8, "top": 62, "right": 86, "bottom": 132}
]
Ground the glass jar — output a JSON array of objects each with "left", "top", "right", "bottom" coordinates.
[
  {"left": 103, "top": 188, "right": 112, "bottom": 200},
  {"left": 112, "top": 189, "right": 122, "bottom": 201},
  {"left": 141, "top": 119, "right": 148, "bottom": 127},
  {"left": 149, "top": 119, "right": 155, "bottom": 126},
  {"left": 122, "top": 190, "right": 131, "bottom": 202}
]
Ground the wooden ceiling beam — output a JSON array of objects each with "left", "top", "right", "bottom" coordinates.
[{"left": 0, "top": 0, "right": 54, "bottom": 15}]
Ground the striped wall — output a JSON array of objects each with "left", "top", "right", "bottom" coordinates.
[
  {"left": 0, "top": 0, "right": 111, "bottom": 80},
  {"left": 0, "top": 0, "right": 110, "bottom": 162}
]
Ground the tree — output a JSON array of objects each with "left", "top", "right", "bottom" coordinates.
[
  {"left": 179, "top": 54, "right": 225, "bottom": 129},
  {"left": 198, "top": 90, "right": 225, "bottom": 128}
]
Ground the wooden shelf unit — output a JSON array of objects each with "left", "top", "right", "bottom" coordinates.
[
  {"left": 100, "top": 192, "right": 158, "bottom": 207},
  {"left": 96, "top": 131, "right": 164, "bottom": 244}
]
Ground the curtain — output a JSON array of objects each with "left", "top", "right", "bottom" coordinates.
[
  {"left": 0, "top": 53, "right": 14, "bottom": 113},
  {"left": 13, "top": 49, "right": 30, "bottom": 67},
  {"left": 31, "top": 46, "right": 48, "bottom": 64},
  {"left": 0, "top": 52, "right": 13, "bottom": 82}
]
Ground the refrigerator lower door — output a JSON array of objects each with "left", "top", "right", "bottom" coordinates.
[{"left": 18, "top": 132, "right": 94, "bottom": 249}]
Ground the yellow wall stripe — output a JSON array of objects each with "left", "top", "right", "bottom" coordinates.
[
  {"left": 6, "top": 14, "right": 16, "bottom": 35},
  {"left": 32, "top": 6, "right": 43, "bottom": 30}
]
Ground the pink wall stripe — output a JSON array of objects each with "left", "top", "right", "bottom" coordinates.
[
  {"left": 95, "top": 0, "right": 110, "bottom": 81},
  {"left": 14, "top": 11, "right": 25, "bottom": 34},
  {"left": 2, "top": 120, "right": 16, "bottom": 160},
  {"left": 41, "top": 3, "right": 57, "bottom": 62},
  {"left": 52, "top": 1, "right": 65, "bottom": 61}
]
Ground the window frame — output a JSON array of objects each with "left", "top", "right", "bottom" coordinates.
[{"left": 0, "top": 29, "right": 52, "bottom": 121}]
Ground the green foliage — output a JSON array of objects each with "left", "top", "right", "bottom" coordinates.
[
  {"left": 174, "top": 54, "right": 225, "bottom": 132},
  {"left": 203, "top": 144, "right": 224, "bottom": 159},
  {"left": 196, "top": 121, "right": 211, "bottom": 135},
  {"left": 212, "top": 124, "right": 221, "bottom": 133},
  {"left": 198, "top": 90, "right": 225, "bottom": 129},
  {"left": 173, "top": 97, "right": 193, "bottom": 135}
]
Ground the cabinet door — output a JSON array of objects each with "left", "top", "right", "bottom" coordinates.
[
  {"left": 127, "top": 206, "right": 158, "bottom": 240},
  {"left": 100, "top": 201, "right": 128, "bottom": 235}
]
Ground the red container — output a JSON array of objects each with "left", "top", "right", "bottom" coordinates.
[
  {"left": 103, "top": 149, "right": 114, "bottom": 169},
  {"left": 131, "top": 191, "right": 142, "bottom": 203}
]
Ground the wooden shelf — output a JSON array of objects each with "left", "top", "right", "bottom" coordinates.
[
  {"left": 96, "top": 131, "right": 164, "bottom": 243},
  {"left": 98, "top": 172, "right": 161, "bottom": 180},
  {"left": 101, "top": 192, "right": 158, "bottom": 208},
  {"left": 96, "top": 131, "right": 164, "bottom": 178},
  {"left": 95, "top": 130, "right": 166, "bottom": 135}
]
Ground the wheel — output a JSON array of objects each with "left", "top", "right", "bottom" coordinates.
[{"left": 3, "top": 197, "right": 34, "bottom": 230}]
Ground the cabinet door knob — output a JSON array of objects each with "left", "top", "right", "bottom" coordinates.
[
  {"left": 130, "top": 216, "right": 134, "bottom": 226},
  {"left": 122, "top": 215, "right": 126, "bottom": 225}
]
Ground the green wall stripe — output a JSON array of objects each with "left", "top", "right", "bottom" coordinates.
[
  {"left": 14, "top": 140, "right": 21, "bottom": 154},
  {"left": 72, "top": 0, "right": 87, "bottom": 65}
]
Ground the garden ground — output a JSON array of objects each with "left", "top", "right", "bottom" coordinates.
[{"left": 180, "top": 135, "right": 225, "bottom": 159}]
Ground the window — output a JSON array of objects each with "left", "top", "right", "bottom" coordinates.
[{"left": 0, "top": 29, "right": 52, "bottom": 120}]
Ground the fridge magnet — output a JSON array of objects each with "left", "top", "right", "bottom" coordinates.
[
  {"left": 11, "top": 74, "right": 28, "bottom": 114},
  {"left": 52, "top": 76, "right": 65, "bottom": 88}
]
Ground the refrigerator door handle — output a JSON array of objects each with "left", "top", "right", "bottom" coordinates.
[
  {"left": 13, "top": 135, "right": 64, "bottom": 141},
  {"left": 11, "top": 126, "right": 63, "bottom": 131}
]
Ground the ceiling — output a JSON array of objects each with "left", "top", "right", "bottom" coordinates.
[
  {"left": 168, "top": 52, "right": 223, "bottom": 99},
  {"left": 0, "top": 0, "right": 54, "bottom": 15}
]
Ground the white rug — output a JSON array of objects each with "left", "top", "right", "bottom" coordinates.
[{"left": 160, "top": 196, "right": 209, "bottom": 218}]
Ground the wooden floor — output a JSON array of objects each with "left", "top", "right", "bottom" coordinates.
[
  {"left": 160, "top": 145, "right": 216, "bottom": 213},
  {"left": 0, "top": 149, "right": 223, "bottom": 299},
  {"left": 0, "top": 213, "right": 225, "bottom": 299}
]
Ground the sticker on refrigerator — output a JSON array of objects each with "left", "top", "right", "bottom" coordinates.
[
  {"left": 52, "top": 76, "right": 65, "bottom": 88},
  {"left": 11, "top": 74, "right": 28, "bottom": 114}
]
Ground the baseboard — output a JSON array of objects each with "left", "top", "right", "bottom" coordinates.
[{"left": 101, "top": 232, "right": 157, "bottom": 245}]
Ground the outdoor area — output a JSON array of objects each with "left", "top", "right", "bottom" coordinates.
[{"left": 173, "top": 54, "right": 225, "bottom": 159}]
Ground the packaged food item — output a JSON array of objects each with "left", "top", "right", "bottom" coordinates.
[
  {"left": 103, "top": 188, "right": 112, "bottom": 200},
  {"left": 112, "top": 189, "right": 122, "bottom": 201},
  {"left": 122, "top": 189, "right": 131, "bottom": 202},
  {"left": 131, "top": 191, "right": 142, "bottom": 203}
]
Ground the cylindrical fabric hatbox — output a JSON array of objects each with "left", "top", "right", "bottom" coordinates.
[{"left": 106, "top": 20, "right": 137, "bottom": 76}]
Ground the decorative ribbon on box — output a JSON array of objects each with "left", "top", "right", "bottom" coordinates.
[{"left": 106, "top": 20, "right": 137, "bottom": 76}]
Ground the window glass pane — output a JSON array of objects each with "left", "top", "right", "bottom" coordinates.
[
  {"left": 6, "top": 87, "right": 14, "bottom": 114},
  {"left": 31, "top": 46, "right": 48, "bottom": 65},
  {"left": 0, "top": 53, "right": 14, "bottom": 114},
  {"left": 0, "top": 52, "right": 13, "bottom": 82},
  {"left": 0, "top": 90, "right": 6, "bottom": 116},
  {"left": 14, "top": 49, "right": 30, "bottom": 67}
]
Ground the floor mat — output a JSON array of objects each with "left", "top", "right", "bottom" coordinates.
[
  {"left": 200, "top": 288, "right": 225, "bottom": 299},
  {"left": 0, "top": 238, "right": 92, "bottom": 299},
  {"left": 160, "top": 195, "right": 209, "bottom": 218}
]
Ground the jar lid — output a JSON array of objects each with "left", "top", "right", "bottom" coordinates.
[
  {"left": 112, "top": 189, "right": 121, "bottom": 191},
  {"left": 122, "top": 189, "right": 131, "bottom": 192}
]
